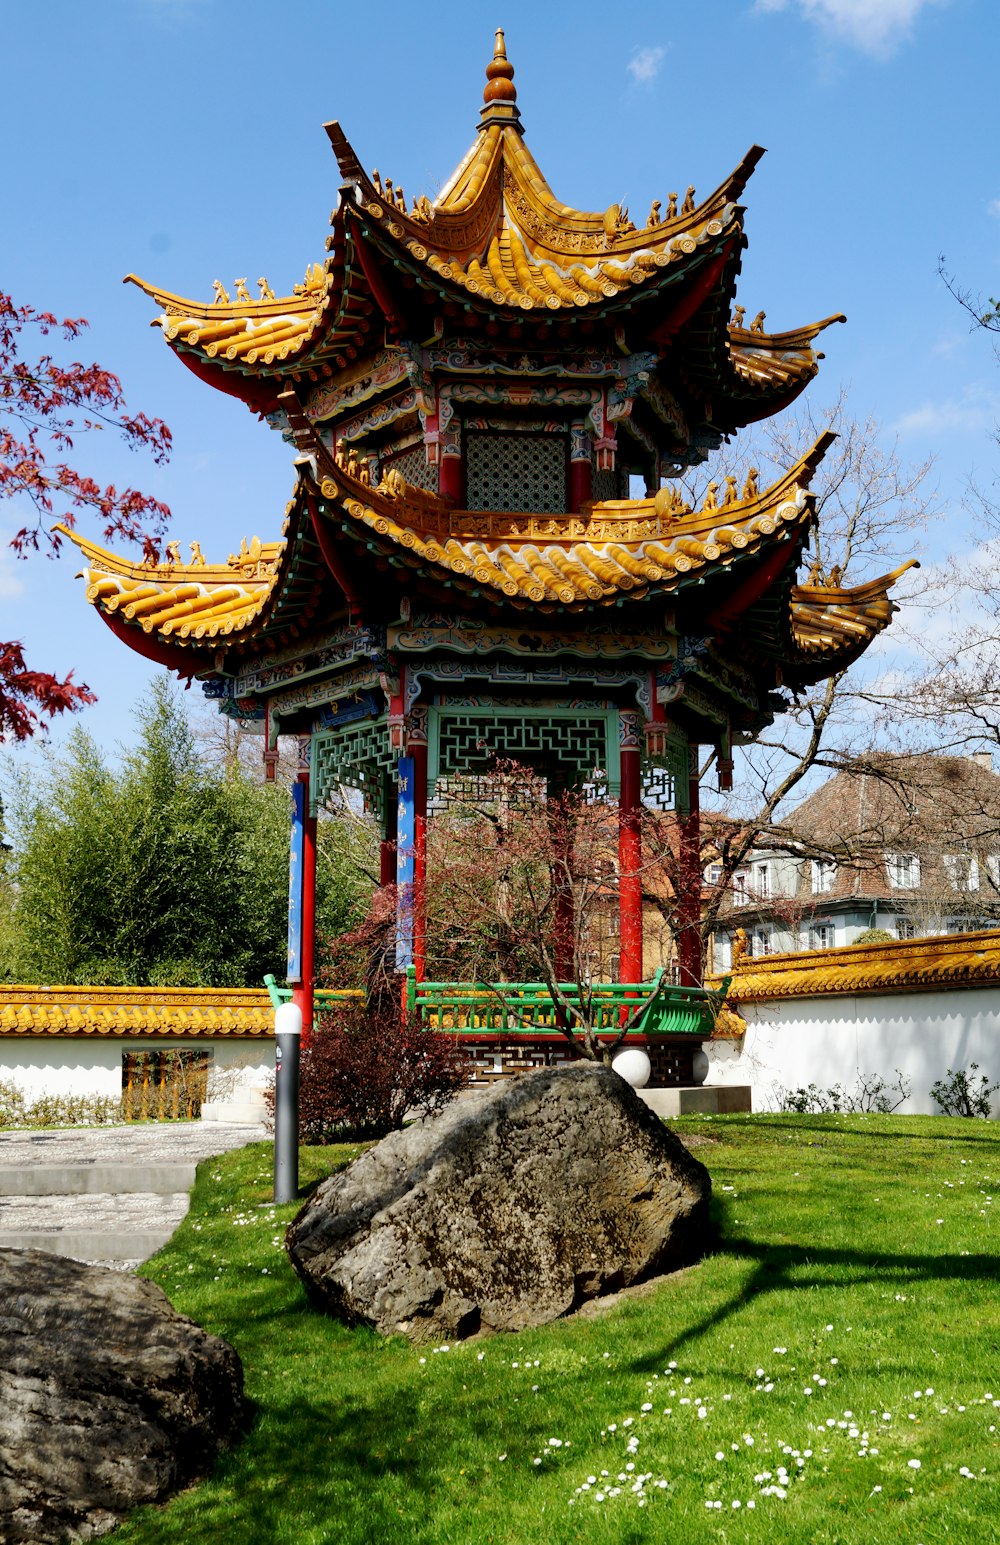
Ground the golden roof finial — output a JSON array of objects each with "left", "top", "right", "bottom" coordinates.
[{"left": 484, "top": 26, "right": 516, "bottom": 104}]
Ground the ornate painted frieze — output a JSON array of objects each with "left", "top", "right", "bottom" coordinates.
[
  {"left": 389, "top": 618, "right": 675, "bottom": 661},
  {"left": 334, "top": 389, "right": 418, "bottom": 446},
  {"left": 305, "top": 348, "right": 409, "bottom": 422},
  {"left": 270, "top": 665, "right": 382, "bottom": 719},
  {"left": 233, "top": 624, "right": 385, "bottom": 697}
]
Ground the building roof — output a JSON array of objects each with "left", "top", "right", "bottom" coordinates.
[
  {"left": 716, "top": 927, "right": 1000, "bottom": 1002},
  {"left": 120, "top": 31, "right": 842, "bottom": 438},
  {"left": 784, "top": 754, "right": 1000, "bottom": 896},
  {"left": 0, "top": 984, "right": 273, "bottom": 1039},
  {"left": 63, "top": 430, "right": 911, "bottom": 685}
]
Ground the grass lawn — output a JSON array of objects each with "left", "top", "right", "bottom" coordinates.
[{"left": 115, "top": 1113, "right": 1000, "bottom": 1544}]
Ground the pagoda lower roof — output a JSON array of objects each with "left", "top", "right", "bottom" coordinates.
[
  {"left": 789, "top": 564, "right": 918, "bottom": 663},
  {"left": 308, "top": 434, "right": 828, "bottom": 610},
  {"left": 64, "top": 429, "right": 913, "bottom": 688}
]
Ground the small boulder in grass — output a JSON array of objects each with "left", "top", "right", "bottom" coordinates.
[
  {"left": 286, "top": 1062, "right": 711, "bottom": 1341},
  {"left": 0, "top": 1249, "right": 246, "bottom": 1544}
]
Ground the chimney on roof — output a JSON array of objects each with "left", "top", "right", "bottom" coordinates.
[{"left": 971, "top": 751, "right": 994, "bottom": 773}]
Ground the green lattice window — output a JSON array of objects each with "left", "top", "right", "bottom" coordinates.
[
  {"left": 382, "top": 444, "right": 438, "bottom": 493},
  {"left": 311, "top": 718, "right": 396, "bottom": 826},
  {"left": 427, "top": 706, "right": 620, "bottom": 794}
]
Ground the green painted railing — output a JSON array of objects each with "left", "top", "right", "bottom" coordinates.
[
  {"left": 263, "top": 971, "right": 728, "bottom": 1039},
  {"left": 263, "top": 976, "right": 362, "bottom": 1012},
  {"left": 404, "top": 966, "right": 728, "bottom": 1037}
]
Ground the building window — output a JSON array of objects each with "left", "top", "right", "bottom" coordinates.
[
  {"left": 751, "top": 927, "right": 774, "bottom": 957},
  {"left": 944, "top": 854, "right": 980, "bottom": 893},
  {"left": 732, "top": 871, "right": 751, "bottom": 907},
  {"left": 810, "top": 924, "right": 834, "bottom": 949},
  {"left": 755, "top": 864, "right": 771, "bottom": 898},
  {"left": 704, "top": 862, "right": 723, "bottom": 885},
  {"left": 811, "top": 859, "right": 836, "bottom": 894},
  {"left": 896, "top": 919, "right": 916, "bottom": 940},
  {"left": 887, "top": 853, "right": 920, "bottom": 890},
  {"left": 609, "top": 953, "right": 621, "bottom": 983}
]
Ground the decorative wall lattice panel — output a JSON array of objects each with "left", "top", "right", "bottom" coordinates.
[
  {"left": 428, "top": 707, "right": 619, "bottom": 793},
  {"left": 466, "top": 432, "right": 567, "bottom": 513},
  {"left": 592, "top": 463, "right": 627, "bottom": 502},
  {"left": 383, "top": 445, "right": 439, "bottom": 494},
  {"left": 311, "top": 718, "right": 396, "bottom": 827}
]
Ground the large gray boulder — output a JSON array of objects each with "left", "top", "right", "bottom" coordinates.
[
  {"left": 0, "top": 1249, "right": 245, "bottom": 1543},
  {"left": 287, "top": 1062, "right": 711, "bottom": 1341}
]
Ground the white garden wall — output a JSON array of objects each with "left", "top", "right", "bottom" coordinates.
[
  {"left": 1, "top": 1041, "right": 273, "bottom": 1105},
  {"left": 705, "top": 985, "right": 1000, "bottom": 1117}
]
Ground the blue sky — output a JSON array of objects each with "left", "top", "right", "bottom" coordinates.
[{"left": 2, "top": 0, "right": 998, "bottom": 766}]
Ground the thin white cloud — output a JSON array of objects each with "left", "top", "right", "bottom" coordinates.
[
  {"left": 892, "top": 389, "right": 1000, "bottom": 438},
  {"left": 0, "top": 554, "right": 25, "bottom": 601},
  {"left": 754, "top": 0, "right": 947, "bottom": 56},
  {"left": 627, "top": 45, "right": 665, "bottom": 84},
  {"left": 988, "top": 198, "right": 1000, "bottom": 220}
]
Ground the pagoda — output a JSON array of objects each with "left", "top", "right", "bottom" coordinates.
[{"left": 66, "top": 31, "right": 911, "bottom": 1058}]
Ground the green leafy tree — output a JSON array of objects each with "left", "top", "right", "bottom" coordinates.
[{"left": 2, "top": 677, "right": 368, "bottom": 985}]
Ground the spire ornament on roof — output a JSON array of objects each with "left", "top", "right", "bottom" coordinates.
[
  {"left": 480, "top": 27, "right": 522, "bottom": 131},
  {"left": 484, "top": 28, "right": 516, "bottom": 102}
]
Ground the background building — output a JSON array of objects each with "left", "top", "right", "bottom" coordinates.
[{"left": 712, "top": 753, "right": 1000, "bottom": 967}]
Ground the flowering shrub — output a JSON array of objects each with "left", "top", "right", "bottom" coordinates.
[
  {"left": 0, "top": 1079, "right": 122, "bottom": 1129},
  {"left": 775, "top": 1070, "right": 910, "bottom": 1114},
  {"left": 266, "top": 1003, "right": 467, "bottom": 1143},
  {"left": 931, "top": 1064, "right": 1000, "bottom": 1119}
]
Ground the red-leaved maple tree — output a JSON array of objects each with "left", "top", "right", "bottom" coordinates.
[{"left": 0, "top": 290, "right": 172, "bottom": 740}]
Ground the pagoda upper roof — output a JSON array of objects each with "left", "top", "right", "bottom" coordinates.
[{"left": 121, "top": 30, "right": 843, "bottom": 437}]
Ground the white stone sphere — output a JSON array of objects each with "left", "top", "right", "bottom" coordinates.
[
  {"left": 691, "top": 1047, "right": 711, "bottom": 1086},
  {"left": 611, "top": 1048, "right": 652, "bottom": 1089}
]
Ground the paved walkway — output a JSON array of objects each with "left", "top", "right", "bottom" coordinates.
[{"left": 0, "top": 1122, "right": 267, "bottom": 1269}]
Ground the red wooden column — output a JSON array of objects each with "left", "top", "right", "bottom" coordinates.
[
  {"left": 618, "top": 714, "right": 644, "bottom": 983},
  {"left": 291, "top": 767, "right": 318, "bottom": 1047},
  {"left": 411, "top": 738, "right": 428, "bottom": 980},
  {"left": 677, "top": 749, "right": 703, "bottom": 987}
]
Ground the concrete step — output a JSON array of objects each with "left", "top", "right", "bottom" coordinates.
[
  {"left": 0, "top": 1123, "right": 266, "bottom": 1268},
  {"left": 0, "top": 1189, "right": 191, "bottom": 1266},
  {"left": 0, "top": 1163, "right": 197, "bottom": 1197},
  {"left": 0, "top": 1230, "right": 177, "bottom": 1263}
]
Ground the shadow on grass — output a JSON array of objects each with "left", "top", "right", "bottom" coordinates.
[
  {"left": 732, "top": 1115, "right": 1000, "bottom": 1150},
  {"left": 631, "top": 1230, "right": 1000, "bottom": 1373}
]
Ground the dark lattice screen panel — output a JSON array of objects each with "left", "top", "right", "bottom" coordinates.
[
  {"left": 383, "top": 446, "right": 439, "bottom": 493},
  {"left": 466, "top": 433, "right": 567, "bottom": 513},
  {"left": 592, "top": 463, "right": 627, "bottom": 502}
]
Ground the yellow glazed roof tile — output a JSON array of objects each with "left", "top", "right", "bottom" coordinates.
[
  {"left": 307, "top": 430, "right": 835, "bottom": 610},
  {"left": 711, "top": 928, "right": 1000, "bottom": 1003},
  {"left": 59, "top": 527, "right": 283, "bottom": 647},
  {"left": 0, "top": 985, "right": 275, "bottom": 1038}
]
